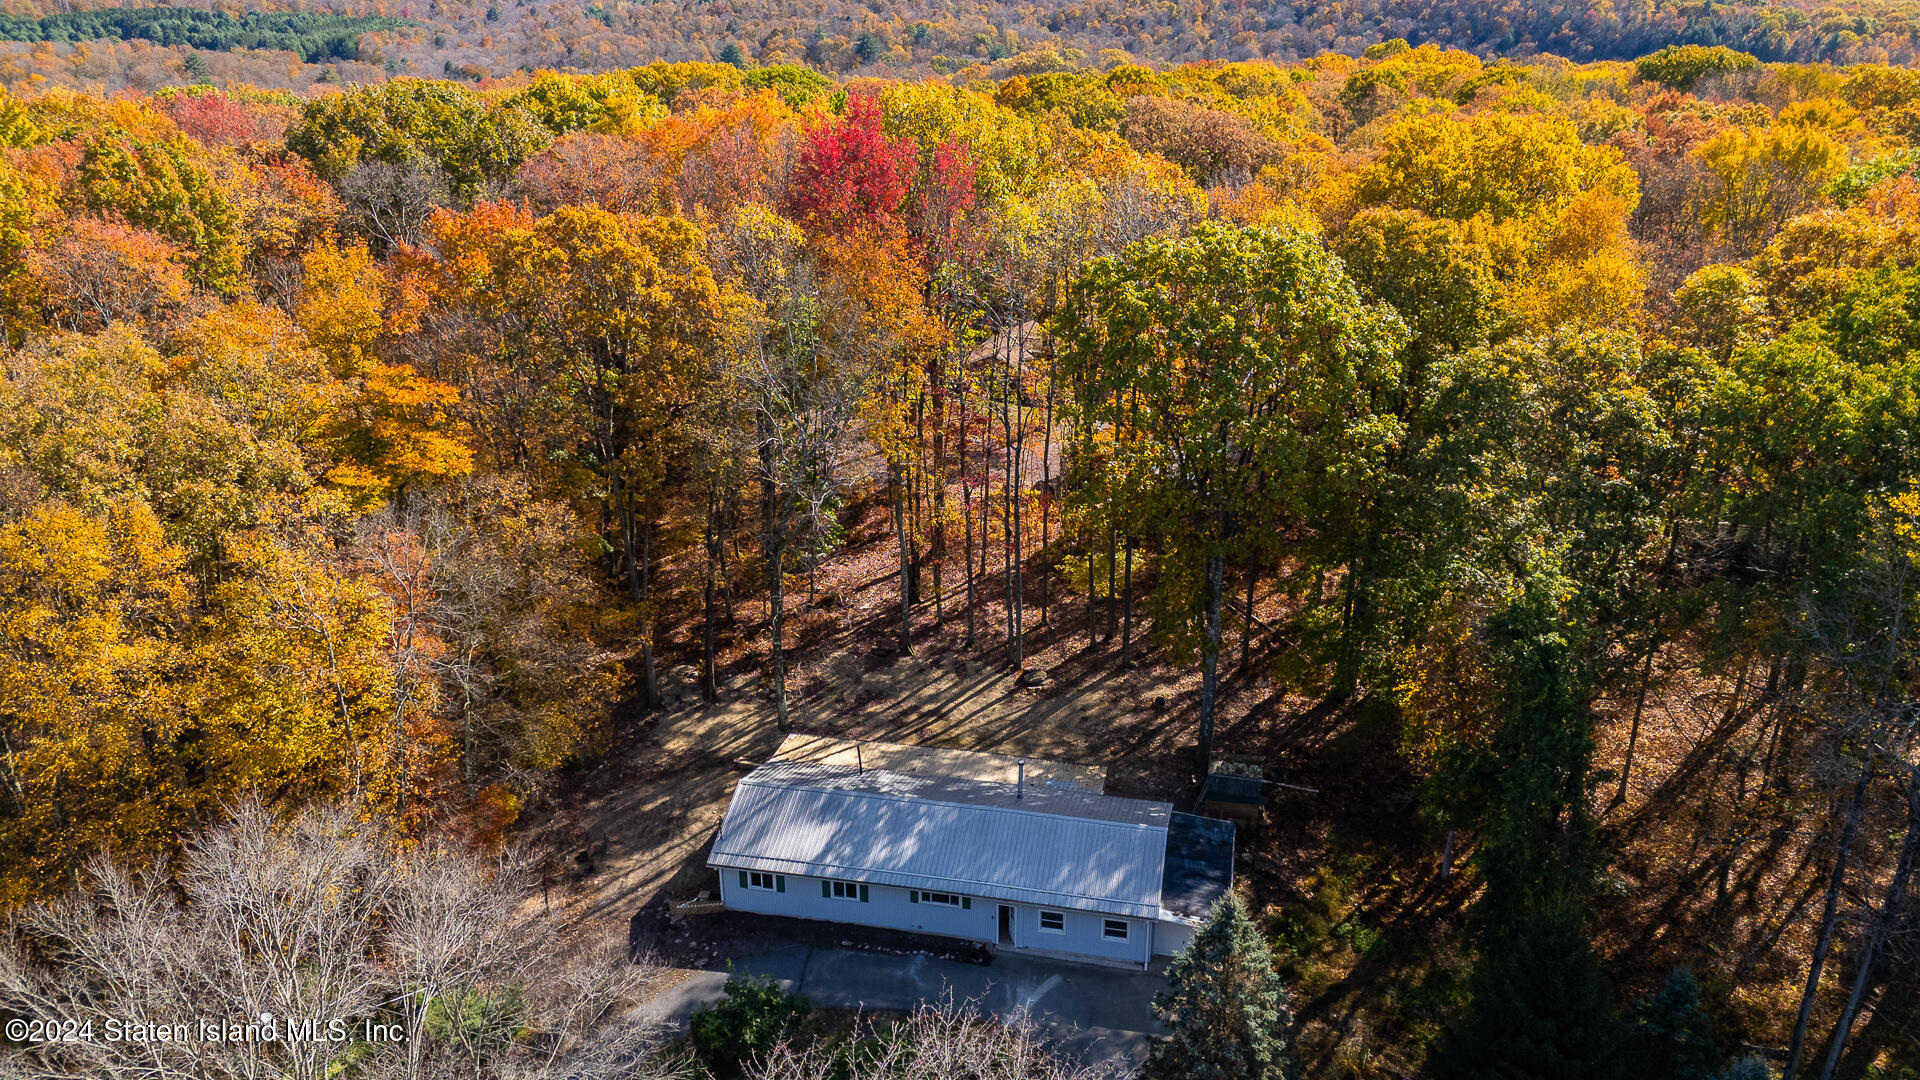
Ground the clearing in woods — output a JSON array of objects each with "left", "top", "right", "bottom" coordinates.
[{"left": 527, "top": 480, "right": 1877, "bottom": 1075}]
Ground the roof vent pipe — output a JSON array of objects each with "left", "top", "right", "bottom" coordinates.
[
  {"left": 856, "top": 743, "right": 864, "bottom": 773},
  {"left": 1017, "top": 759, "right": 1026, "bottom": 800}
]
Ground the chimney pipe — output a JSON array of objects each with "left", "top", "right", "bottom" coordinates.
[
  {"left": 1016, "top": 759, "right": 1026, "bottom": 800},
  {"left": 856, "top": 743, "right": 864, "bottom": 773}
]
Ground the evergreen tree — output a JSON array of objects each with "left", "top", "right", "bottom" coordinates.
[
  {"left": 1430, "top": 900, "right": 1620, "bottom": 1080},
  {"left": 1145, "top": 893, "right": 1292, "bottom": 1080},
  {"left": 1428, "top": 596, "right": 1622, "bottom": 1080},
  {"left": 1625, "top": 968, "right": 1723, "bottom": 1080}
]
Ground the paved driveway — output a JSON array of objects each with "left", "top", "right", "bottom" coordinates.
[{"left": 646, "top": 945, "right": 1167, "bottom": 1068}]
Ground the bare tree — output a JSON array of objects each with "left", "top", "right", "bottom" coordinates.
[
  {"left": 338, "top": 160, "right": 451, "bottom": 251},
  {"left": 0, "top": 801, "right": 670, "bottom": 1080},
  {"left": 751, "top": 998, "right": 1122, "bottom": 1080}
]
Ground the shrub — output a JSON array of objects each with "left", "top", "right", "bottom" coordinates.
[{"left": 690, "top": 974, "right": 812, "bottom": 1073}]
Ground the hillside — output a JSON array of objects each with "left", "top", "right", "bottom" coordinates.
[
  {"left": 0, "top": 33, "right": 1917, "bottom": 1080},
  {"left": 6, "top": 0, "right": 1920, "bottom": 91}
]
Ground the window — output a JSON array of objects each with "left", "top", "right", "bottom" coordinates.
[
  {"left": 909, "top": 890, "right": 970, "bottom": 909},
  {"left": 823, "top": 879, "right": 869, "bottom": 902},
  {"left": 740, "top": 871, "right": 785, "bottom": 892},
  {"left": 1038, "top": 910, "right": 1065, "bottom": 934},
  {"left": 1102, "top": 919, "right": 1129, "bottom": 941}
]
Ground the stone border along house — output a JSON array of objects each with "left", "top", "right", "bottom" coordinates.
[{"left": 707, "top": 743, "right": 1235, "bottom": 968}]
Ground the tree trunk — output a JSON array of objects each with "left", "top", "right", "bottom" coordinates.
[
  {"left": 1817, "top": 763, "right": 1919, "bottom": 1080},
  {"left": 1239, "top": 559, "right": 1257, "bottom": 673},
  {"left": 933, "top": 375, "right": 947, "bottom": 623},
  {"left": 1088, "top": 543, "right": 1098, "bottom": 648},
  {"left": 894, "top": 465, "right": 913, "bottom": 656},
  {"left": 768, "top": 530, "right": 788, "bottom": 730},
  {"left": 719, "top": 496, "right": 736, "bottom": 628},
  {"left": 640, "top": 518, "right": 658, "bottom": 708},
  {"left": 1010, "top": 342, "right": 1024, "bottom": 670},
  {"left": 760, "top": 418, "right": 790, "bottom": 731},
  {"left": 702, "top": 484, "right": 719, "bottom": 703},
  {"left": 960, "top": 369, "right": 975, "bottom": 648},
  {"left": 1105, "top": 523, "right": 1118, "bottom": 643},
  {"left": 912, "top": 392, "right": 926, "bottom": 606},
  {"left": 1040, "top": 354, "right": 1055, "bottom": 624},
  {"left": 622, "top": 484, "right": 658, "bottom": 710},
  {"left": 1786, "top": 744, "right": 1877, "bottom": 1079},
  {"left": 963, "top": 484, "right": 976, "bottom": 648},
  {"left": 1119, "top": 536, "right": 1135, "bottom": 667},
  {"left": 1002, "top": 335, "right": 1017, "bottom": 660},
  {"left": 1198, "top": 550, "right": 1225, "bottom": 773},
  {"left": 1612, "top": 640, "right": 1659, "bottom": 810}
]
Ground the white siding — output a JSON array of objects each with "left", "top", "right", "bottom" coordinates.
[
  {"left": 720, "top": 870, "right": 997, "bottom": 942},
  {"left": 1006, "top": 902, "right": 1151, "bottom": 965},
  {"left": 1153, "top": 918, "right": 1196, "bottom": 957},
  {"left": 716, "top": 870, "right": 1159, "bottom": 964}
]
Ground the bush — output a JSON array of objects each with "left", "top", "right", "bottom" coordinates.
[{"left": 690, "top": 975, "right": 812, "bottom": 1073}]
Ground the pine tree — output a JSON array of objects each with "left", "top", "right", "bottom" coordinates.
[
  {"left": 1429, "top": 900, "right": 1620, "bottom": 1080},
  {"left": 1427, "top": 595, "right": 1622, "bottom": 1080},
  {"left": 1145, "top": 893, "right": 1292, "bottom": 1080},
  {"left": 1625, "top": 968, "right": 1723, "bottom": 1080}
]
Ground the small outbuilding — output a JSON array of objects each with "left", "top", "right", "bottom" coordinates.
[{"left": 707, "top": 755, "right": 1234, "bottom": 967}]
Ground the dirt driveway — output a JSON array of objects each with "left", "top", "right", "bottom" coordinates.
[{"left": 532, "top": 597, "right": 1217, "bottom": 955}]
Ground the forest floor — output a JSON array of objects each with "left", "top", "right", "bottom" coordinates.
[{"left": 525, "top": 478, "right": 1920, "bottom": 1078}]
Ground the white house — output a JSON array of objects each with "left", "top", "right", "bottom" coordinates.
[{"left": 707, "top": 756, "right": 1234, "bottom": 968}]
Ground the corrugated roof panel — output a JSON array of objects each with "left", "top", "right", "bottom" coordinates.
[{"left": 708, "top": 761, "right": 1171, "bottom": 918}]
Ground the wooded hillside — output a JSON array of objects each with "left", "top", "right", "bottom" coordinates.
[{"left": 0, "top": 40, "right": 1916, "bottom": 1078}]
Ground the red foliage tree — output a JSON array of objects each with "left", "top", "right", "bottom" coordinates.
[
  {"left": 910, "top": 139, "right": 986, "bottom": 267},
  {"left": 783, "top": 94, "right": 917, "bottom": 237},
  {"left": 157, "top": 92, "right": 261, "bottom": 148}
]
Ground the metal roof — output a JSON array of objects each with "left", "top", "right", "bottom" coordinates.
[{"left": 709, "top": 760, "right": 1172, "bottom": 918}]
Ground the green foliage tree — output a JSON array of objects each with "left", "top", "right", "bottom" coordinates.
[
  {"left": 1635, "top": 45, "right": 1759, "bottom": 91},
  {"left": 1426, "top": 596, "right": 1619, "bottom": 1080},
  {"left": 286, "top": 79, "right": 550, "bottom": 198},
  {"left": 1430, "top": 899, "right": 1621, "bottom": 1080},
  {"left": 1145, "top": 893, "right": 1291, "bottom": 1080},
  {"left": 76, "top": 130, "right": 246, "bottom": 293},
  {"left": 745, "top": 64, "right": 832, "bottom": 108},
  {"left": 1056, "top": 223, "right": 1405, "bottom": 763},
  {"left": 503, "top": 71, "right": 666, "bottom": 136},
  {"left": 0, "top": 7, "right": 407, "bottom": 62},
  {"left": 1623, "top": 969, "right": 1723, "bottom": 1080},
  {"left": 690, "top": 974, "right": 811, "bottom": 1074}
]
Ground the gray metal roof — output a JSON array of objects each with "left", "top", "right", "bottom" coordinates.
[{"left": 708, "top": 760, "right": 1172, "bottom": 918}]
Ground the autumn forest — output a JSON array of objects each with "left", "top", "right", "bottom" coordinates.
[{"left": 0, "top": 20, "right": 1916, "bottom": 1080}]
